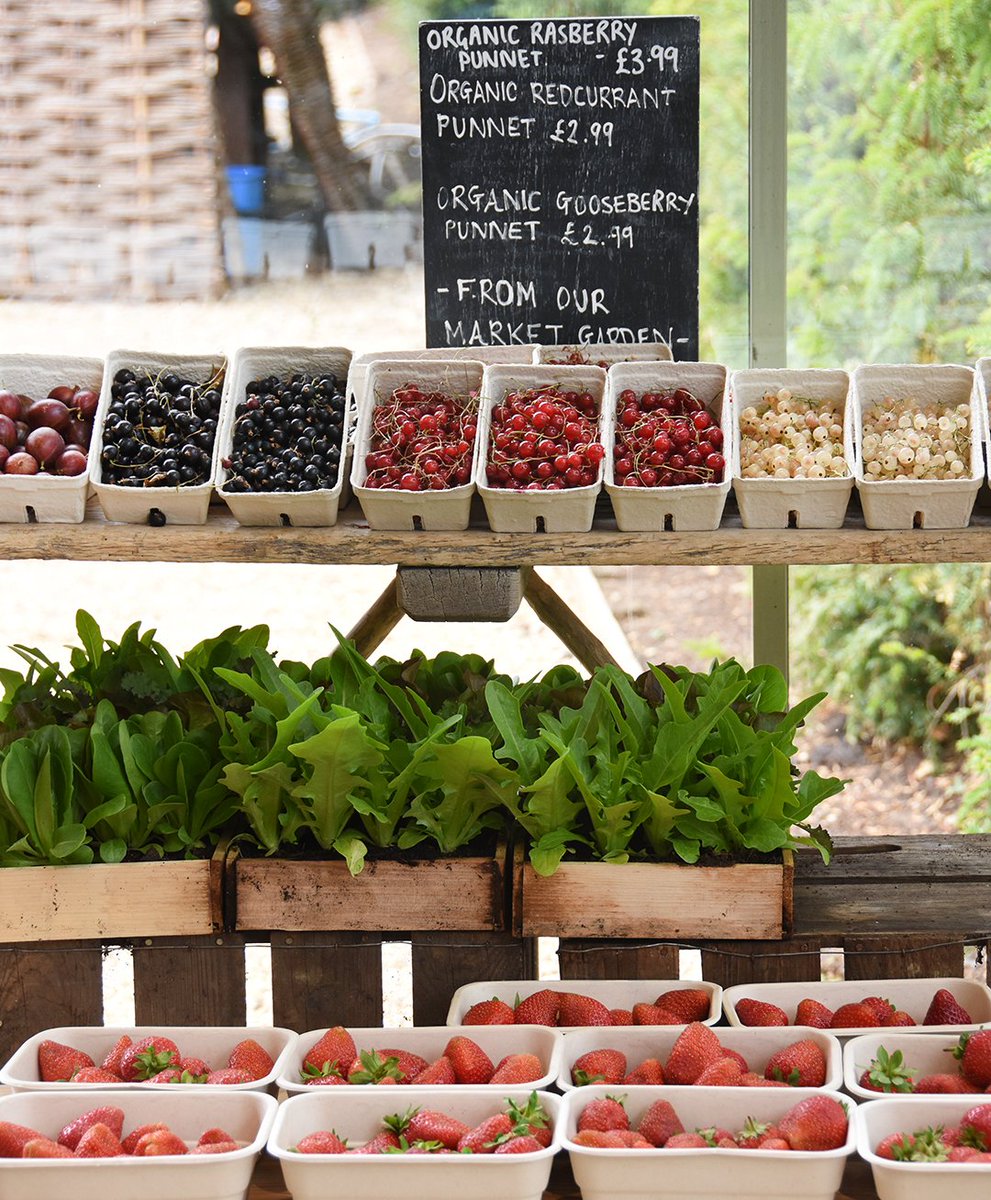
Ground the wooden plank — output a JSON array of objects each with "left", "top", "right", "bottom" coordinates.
[
  {"left": 842, "top": 935, "right": 965, "bottom": 981},
  {"left": 270, "top": 933, "right": 383, "bottom": 1030},
  {"left": 699, "top": 938, "right": 824, "bottom": 988},
  {"left": 521, "top": 861, "right": 786, "bottom": 939},
  {"left": 411, "top": 932, "right": 536, "bottom": 1026},
  {"left": 0, "top": 861, "right": 217, "bottom": 943},
  {"left": 0, "top": 941, "right": 103, "bottom": 1063},
  {"left": 558, "top": 939, "right": 680, "bottom": 980},
  {"left": 132, "top": 935, "right": 248, "bottom": 1026}
]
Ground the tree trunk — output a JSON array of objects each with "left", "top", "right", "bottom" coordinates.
[{"left": 250, "top": 0, "right": 374, "bottom": 211}]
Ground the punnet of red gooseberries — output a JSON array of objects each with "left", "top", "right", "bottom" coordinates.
[
  {"left": 362, "top": 384, "right": 478, "bottom": 492},
  {"left": 612, "top": 386, "right": 724, "bottom": 488},
  {"left": 485, "top": 384, "right": 605, "bottom": 491},
  {"left": 0, "top": 385, "right": 97, "bottom": 478}
]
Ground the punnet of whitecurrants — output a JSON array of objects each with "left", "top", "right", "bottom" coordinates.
[
  {"left": 739, "top": 388, "right": 847, "bottom": 480},
  {"left": 861, "top": 395, "right": 972, "bottom": 481}
]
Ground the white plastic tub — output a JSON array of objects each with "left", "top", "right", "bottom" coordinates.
[
  {"left": 603, "top": 361, "right": 730, "bottom": 531},
  {"left": 475, "top": 364, "right": 607, "bottom": 533},
  {"left": 560, "top": 1085, "right": 856, "bottom": 1200},
  {"left": 0, "top": 1025, "right": 297, "bottom": 1092},
  {"left": 0, "top": 354, "right": 103, "bottom": 523},
  {"left": 557, "top": 1025, "right": 842, "bottom": 1091},
  {"left": 0, "top": 1087, "right": 277, "bottom": 1200},
  {"left": 446, "top": 980, "right": 722, "bottom": 1030},
  {"left": 534, "top": 342, "right": 673, "bottom": 366},
  {"left": 350, "top": 357, "right": 485, "bottom": 530},
  {"left": 722, "top": 977, "right": 991, "bottom": 1037},
  {"left": 278, "top": 1024, "right": 563, "bottom": 1095},
  {"left": 856, "top": 1095, "right": 991, "bottom": 1200},
  {"left": 730, "top": 367, "right": 853, "bottom": 528},
  {"left": 215, "top": 346, "right": 352, "bottom": 527},
  {"left": 843, "top": 1031, "right": 976, "bottom": 1101},
  {"left": 89, "top": 350, "right": 226, "bottom": 524},
  {"left": 851, "top": 363, "right": 981, "bottom": 529},
  {"left": 269, "top": 1087, "right": 561, "bottom": 1200}
]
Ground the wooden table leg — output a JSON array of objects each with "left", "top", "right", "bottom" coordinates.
[
  {"left": 522, "top": 568, "right": 622, "bottom": 672},
  {"left": 346, "top": 574, "right": 403, "bottom": 657}
]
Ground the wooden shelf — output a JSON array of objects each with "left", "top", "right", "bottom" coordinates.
[{"left": 5, "top": 497, "right": 991, "bottom": 567}]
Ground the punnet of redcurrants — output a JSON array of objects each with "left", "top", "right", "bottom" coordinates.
[
  {"left": 222, "top": 372, "right": 346, "bottom": 494},
  {"left": 0, "top": 385, "right": 97, "bottom": 478},
  {"left": 613, "top": 387, "right": 725, "bottom": 488},
  {"left": 100, "top": 367, "right": 223, "bottom": 488},
  {"left": 485, "top": 384, "right": 605, "bottom": 490},
  {"left": 362, "top": 384, "right": 477, "bottom": 492}
]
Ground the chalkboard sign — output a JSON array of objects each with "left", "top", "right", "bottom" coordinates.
[{"left": 419, "top": 16, "right": 699, "bottom": 358}]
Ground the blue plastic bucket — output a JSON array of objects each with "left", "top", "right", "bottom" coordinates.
[{"left": 226, "top": 164, "right": 266, "bottom": 215}]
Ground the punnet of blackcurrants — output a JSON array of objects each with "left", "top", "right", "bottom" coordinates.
[
  {"left": 362, "top": 383, "right": 478, "bottom": 492},
  {"left": 100, "top": 367, "right": 224, "bottom": 489},
  {"left": 0, "top": 385, "right": 97, "bottom": 478},
  {"left": 485, "top": 384, "right": 605, "bottom": 491},
  {"left": 222, "top": 372, "right": 347, "bottom": 494},
  {"left": 613, "top": 386, "right": 725, "bottom": 488}
]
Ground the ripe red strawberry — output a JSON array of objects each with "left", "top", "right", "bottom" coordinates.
[
  {"left": 23, "top": 1138, "right": 73, "bottom": 1158},
  {"left": 558, "top": 991, "right": 612, "bottom": 1026},
  {"left": 0, "top": 1121, "right": 46, "bottom": 1158},
  {"left": 949, "top": 1146, "right": 991, "bottom": 1162},
  {"left": 74, "top": 1123, "right": 125, "bottom": 1157},
  {"left": 506, "top": 1094, "right": 553, "bottom": 1147},
  {"left": 306, "top": 1073, "right": 348, "bottom": 1086},
  {"left": 119, "top": 1035, "right": 181, "bottom": 1082},
  {"left": 302, "top": 1027, "right": 356, "bottom": 1082},
  {"left": 654, "top": 988, "right": 712, "bottom": 1023},
  {"left": 495, "top": 1135, "right": 543, "bottom": 1154},
  {"left": 956, "top": 1030, "right": 991, "bottom": 1088},
  {"left": 463, "top": 998, "right": 515, "bottom": 1026},
  {"left": 858, "top": 1046, "right": 915, "bottom": 1093},
  {"left": 632, "top": 1002, "right": 680, "bottom": 1025},
  {"left": 295, "top": 1128, "right": 349, "bottom": 1154},
  {"left": 198, "top": 1128, "right": 237, "bottom": 1146},
  {"left": 758, "top": 1136, "right": 791, "bottom": 1150},
  {"left": 514, "top": 989, "right": 561, "bottom": 1026},
  {"left": 795, "top": 998, "right": 833, "bottom": 1028},
  {"left": 777, "top": 1095, "right": 849, "bottom": 1151},
  {"left": 573, "top": 1129, "right": 653, "bottom": 1148},
  {"left": 577, "top": 1097, "right": 629, "bottom": 1133},
  {"left": 637, "top": 1100, "right": 684, "bottom": 1147},
  {"left": 694, "top": 1056, "right": 744, "bottom": 1086},
  {"left": 58, "top": 1106, "right": 125, "bottom": 1150},
  {"left": 147, "top": 1068, "right": 184, "bottom": 1084},
  {"left": 735, "top": 1118, "right": 782, "bottom": 1149},
  {"left": 179, "top": 1057, "right": 211, "bottom": 1078},
  {"left": 764, "top": 1039, "right": 827, "bottom": 1087},
  {"left": 734, "top": 998, "right": 788, "bottom": 1027},
  {"left": 70, "top": 1067, "right": 123, "bottom": 1084},
  {"left": 37, "top": 1040, "right": 95, "bottom": 1082},
  {"left": 205, "top": 1068, "right": 252, "bottom": 1085},
  {"left": 623, "top": 1058, "right": 665, "bottom": 1085},
  {"left": 571, "top": 1048, "right": 627, "bottom": 1086},
  {"left": 408, "top": 1109, "right": 471, "bottom": 1149},
  {"left": 874, "top": 1132, "right": 916, "bottom": 1160},
  {"left": 915, "top": 1073, "right": 980, "bottom": 1094},
  {"left": 410, "top": 1056, "right": 456, "bottom": 1085},
  {"left": 609, "top": 1008, "right": 633, "bottom": 1026},
  {"left": 133, "top": 1129, "right": 189, "bottom": 1156},
  {"left": 886, "top": 1010, "right": 917, "bottom": 1027},
  {"left": 724, "top": 1048, "right": 750, "bottom": 1072},
  {"left": 100, "top": 1034, "right": 132, "bottom": 1075},
  {"left": 377, "top": 1048, "right": 430, "bottom": 1082},
  {"left": 962, "top": 1103, "right": 991, "bottom": 1150},
  {"left": 489, "top": 1053, "right": 544, "bottom": 1085},
  {"left": 444, "top": 1036, "right": 494, "bottom": 1084},
  {"left": 227, "top": 1038, "right": 274, "bottom": 1081},
  {"left": 923, "top": 988, "right": 973, "bottom": 1026},
  {"left": 121, "top": 1123, "right": 169, "bottom": 1154},
  {"left": 666, "top": 1131, "right": 710, "bottom": 1148},
  {"left": 739, "top": 1071, "right": 788, "bottom": 1087},
  {"left": 457, "top": 1113, "right": 514, "bottom": 1153},
  {"left": 346, "top": 1049, "right": 406, "bottom": 1085},
  {"left": 190, "top": 1142, "right": 239, "bottom": 1155},
  {"left": 861, "top": 996, "right": 896, "bottom": 1024},
  {"left": 351, "top": 1131, "right": 401, "bottom": 1155},
  {"left": 663, "top": 1022, "right": 724, "bottom": 1085}
]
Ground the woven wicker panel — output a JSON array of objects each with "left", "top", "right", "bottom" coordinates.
[{"left": 0, "top": 0, "right": 224, "bottom": 301}]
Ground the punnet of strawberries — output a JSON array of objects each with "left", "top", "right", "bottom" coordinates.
[
  {"left": 0, "top": 1107, "right": 242, "bottom": 1158},
  {"left": 484, "top": 384, "right": 605, "bottom": 491},
  {"left": 571, "top": 1092, "right": 848, "bottom": 1151},
  {"left": 35, "top": 1033, "right": 274, "bottom": 1085},
  {"left": 463, "top": 986, "right": 713, "bottom": 1029},
  {"left": 858, "top": 1029, "right": 991, "bottom": 1095},
  {"left": 612, "top": 386, "right": 726, "bottom": 488},
  {"left": 362, "top": 383, "right": 478, "bottom": 492},
  {"left": 874, "top": 1104, "right": 991, "bottom": 1163},
  {"left": 734, "top": 986, "right": 974, "bottom": 1030},
  {"left": 289, "top": 1092, "right": 552, "bottom": 1155}
]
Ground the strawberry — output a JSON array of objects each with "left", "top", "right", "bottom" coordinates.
[
  {"left": 205, "top": 1068, "right": 252, "bottom": 1085},
  {"left": 146, "top": 1069, "right": 184, "bottom": 1084},
  {"left": 444, "top": 1036, "right": 494, "bottom": 1084},
  {"left": 623, "top": 1057, "right": 665, "bottom": 1085},
  {"left": 346, "top": 1050, "right": 405, "bottom": 1085},
  {"left": 121, "top": 1123, "right": 169, "bottom": 1154},
  {"left": 410, "top": 1056, "right": 457, "bottom": 1085},
  {"left": 663, "top": 1022, "right": 724, "bottom": 1085},
  {"left": 462, "top": 998, "right": 515, "bottom": 1026},
  {"left": 495, "top": 1135, "right": 543, "bottom": 1154},
  {"left": 302, "top": 1027, "right": 356, "bottom": 1082},
  {"left": 654, "top": 988, "right": 712, "bottom": 1023},
  {"left": 571, "top": 1048, "right": 626, "bottom": 1086},
  {"left": 558, "top": 991, "right": 612, "bottom": 1026},
  {"left": 735, "top": 1118, "right": 781, "bottom": 1149},
  {"left": 577, "top": 1097, "right": 629, "bottom": 1134},
  {"left": 198, "top": 1127, "right": 237, "bottom": 1146},
  {"left": 376, "top": 1048, "right": 430, "bottom": 1082},
  {"left": 609, "top": 1008, "right": 633, "bottom": 1025},
  {"left": 694, "top": 1056, "right": 744, "bottom": 1086},
  {"left": 886, "top": 1010, "right": 917, "bottom": 1026},
  {"left": 506, "top": 1094, "right": 553, "bottom": 1147},
  {"left": 956, "top": 1030, "right": 991, "bottom": 1088},
  {"left": 489, "top": 1053, "right": 544, "bottom": 1084},
  {"left": 861, "top": 996, "right": 897, "bottom": 1024},
  {"left": 734, "top": 998, "right": 788, "bottom": 1027},
  {"left": 632, "top": 1002, "right": 680, "bottom": 1025},
  {"left": 514, "top": 989, "right": 561, "bottom": 1026},
  {"left": 351, "top": 1131, "right": 401, "bottom": 1155},
  {"left": 915, "top": 1073, "right": 980, "bottom": 1093},
  {"left": 58, "top": 1106, "right": 125, "bottom": 1150},
  {"left": 961, "top": 1103, "right": 991, "bottom": 1150},
  {"left": 777, "top": 1095, "right": 848, "bottom": 1151},
  {"left": 119, "top": 1035, "right": 181, "bottom": 1082},
  {"left": 665, "top": 1131, "right": 709, "bottom": 1148},
  {"left": 637, "top": 1100, "right": 684, "bottom": 1148},
  {"left": 70, "top": 1067, "right": 123, "bottom": 1084},
  {"left": 37, "top": 1039, "right": 94, "bottom": 1082},
  {"left": 830, "top": 1002, "right": 880, "bottom": 1029},
  {"left": 305, "top": 1073, "right": 348, "bottom": 1086},
  {"left": 133, "top": 1129, "right": 190, "bottom": 1156},
  {"left": 857, "top": 1046, "right": 916, "bottom": 1093},
  {"left": 758, "top": 1137, "right": 791, "bottom": 1150},
  {"left": 100, "top": 1035, "right": 132, "bottom": 1075},
  {"left": 794, "top": 998, "right": 833, "bottom": 1028},
  {"left": 949, "top": 1145, "right": 988, "bottom": 1162},
  {"left": 723, "top": 1048, "right": 750, "bottom": 1072},
  {"left": 764, "top": 1039, "right": 827, "bottom": 1087},
  {"left": 190, "top": 1142, "right": 239, "bottom": 1155},
  {"left": 739, "top": 1071, "right": 788, "bottom": 1087},
  {"left": 23, "top": 1138, "right": 74, "bottom": 1159},
  {"left": 180, "top": 1056, "right": 211, "bottom": 1077},
  {"left": 227, "top": 1038, "right": 274, "bottom": 1081},
  {"left": 457, "top": 1113, "right": 514, "bottom": 1153},
  {"left": 874, "top": 1132, "right": 916, "bottom": 1160},
  {"left": 408, "top": 1110, "right": 471, "bottom": 1150},
  {"left": 573, "top": 1129, "right": 653, "bottom": 1148},
  {"left": 0, "top": 1121, "right": 46, "bottom": 1158},
  {"left": 296, "top": 1130, "right": 349, "bottom": 1154},
  {"left": 923, "top": 988, "right": 973, "bottom": 1026},
  {"left": 74, "top": 1123, "right": 125, "bottom": 1157}
]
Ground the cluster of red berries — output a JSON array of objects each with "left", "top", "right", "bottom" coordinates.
[
  {"left": 613, "top": 387, "right": 725, "bottom": 488},
  {"left": 362, "top": 384, "right": 477, "bottom": 492},
  {"left": 0, "top": 1107, "right": 242, "bottom": 1159},
  {"left": 484, "top": 386, "right": 605, "bottom": 491}
]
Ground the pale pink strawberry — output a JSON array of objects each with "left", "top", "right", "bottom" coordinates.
[
  {"left": 121, "top": 1123, "right": 169, "bottom": 1154},
  {"left": 205, "top": 1068, "right": 252, "bottom": 1085},
  {"left": 132, "top": 1129, "right": 190, "bottom": 1156},
  {"left": 665, "top": 1132, "right": 709, "bottom": 1148},
  {"left": 23, "top": 1138, "right": 74, "bottom": 1158},
  {"left": 573, "top": 1129, "right": 653, "bottom": 1148},
  {"left": 190, "top": 1142, "right": 239, "bottom": 1155}
]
